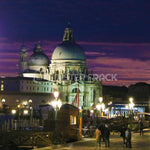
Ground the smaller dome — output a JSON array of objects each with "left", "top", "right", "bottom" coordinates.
[
  {"left": 29, "top": 52, "right": 49, "bottom": 66},
  {"left": 29, "top": 44, "right": 49, "bottom": 66}
]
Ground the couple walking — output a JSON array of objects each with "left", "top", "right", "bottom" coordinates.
[{"left": 95, "top": 124, "right": 110, "bottom": 148}]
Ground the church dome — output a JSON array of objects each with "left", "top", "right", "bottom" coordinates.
[
  {"left": 51, "top": 25, "right": 86, "bottom": 60},
  {"left": 29, "top": 44, "right": 49, "bottom": 66},
  {"left": 52, "top": 41, "right": 85, "bottom": 60}
]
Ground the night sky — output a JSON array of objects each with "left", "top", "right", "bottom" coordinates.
[{"left": 0, "top": 0, "right": 150, "bottom": 86}]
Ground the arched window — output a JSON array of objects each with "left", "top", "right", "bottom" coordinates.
[{"left": 72, "top": 88, "right": 80, "bottom": 93}]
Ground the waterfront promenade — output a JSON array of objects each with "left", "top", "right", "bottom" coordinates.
[{"left": 38, "top": 129, "right": 150, "bottom": 150}]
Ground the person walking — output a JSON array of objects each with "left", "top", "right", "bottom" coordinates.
[
  {"left": 95, "top": 127, "right": 101, "bottom": 148},
  {"left": 139, "top": 120, "right": 144, "bottom": 136},
  {"left": 125, "top": 128, "right": 132, "bottom": 148},
  {"left": 103, "top": 124, "right": 110, "bottom": 147},
  {"left": 120, "top": 126, "right": 126, "bottom": 146}
]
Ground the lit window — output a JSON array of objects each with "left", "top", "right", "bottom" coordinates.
[
  {"left": 70, "top": 115, "right": 76, "bottom": 125},
  {"left": 1, "top": 84, "right": 4, "bottom": 91}
]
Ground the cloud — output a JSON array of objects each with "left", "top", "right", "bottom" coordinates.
[
  {"left": 87, "top": 56, "right": 150, "bottom": 86},
  {"left": 1, "top": 39, "right": 150, "bottom": 86}
]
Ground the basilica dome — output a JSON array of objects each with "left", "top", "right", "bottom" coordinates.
[
  {"left": 29, "top": 44, "right": 49, "bottom": 66},
  {"left": 51, "top": 25, "right": 86, "bottom": 61},
  {"left": 52, "top": 41, "right": 85, "bottom": 60}
]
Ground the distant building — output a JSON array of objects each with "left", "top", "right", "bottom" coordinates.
[{"left": 0, "top": 24, "right": 102, "bottom": 110}]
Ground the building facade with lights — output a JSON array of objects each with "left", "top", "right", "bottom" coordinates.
[{"left": 0, "top": 25, "right": 102, "bottom": 110}]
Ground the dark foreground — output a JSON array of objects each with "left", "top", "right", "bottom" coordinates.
[{"left": 38, "top": 129, "right": 150, "bottom": 150}]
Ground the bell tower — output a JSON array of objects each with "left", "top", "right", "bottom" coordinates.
[
  {"left": 19, "top": 45, "right": 28, "bottom": 75},
  {"left": 63, "top": 22, "right": 75, "bottom": 43}
]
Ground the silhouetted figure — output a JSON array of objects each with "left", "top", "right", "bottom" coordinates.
[
  {"left": 139, "top": 121, "right": 144, "bottom": 136},
  {"left": 103, "top": 124, "right": 110, "bottom": 147},
  {"left": 120, "top": 126, "right": 126, "bottom": 146},
  {"left": 99, "top": 124, "right": 105, "bottom": 142},
  {"left": 125, "top": 128, "right": 132, "bottom": 148}
]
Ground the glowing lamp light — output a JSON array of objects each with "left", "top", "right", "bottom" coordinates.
[
  {"left": 129, "top": 103, "right": 135, "bottom": 110},
  {"left": 17, "top": 104, "right": 21, "bottom": 108},
  {"left": 96, "top": 104, "right": 101, "bottom": 110},
  {"left": 22, "top": 101, "right": 28, "bottom": 106},
  {"left": 12, "top": 109, "right": 16, "bottom": 114},
  {"left": 57, "top": 99, "right": 62, "bottom": 109},
  {"left": 54, "top": 91, "right": 59, "bottom": 99},
  {"left": 90, "top": 110, "right": 94, "bottom": 113},
  {"left": 99, "top": 97, "right": 103, "bottom": 103},
  {"left": 108, "top": 101, "right": 112, "bottom": 105},
  {"left": 51, "top": 100, "right": 57, "bottom": 108},
  {"left": 101, "top": 103, "right": 105, "bottom": 110},
  {"left": 2, "top": 98, "right": 5, "bottom": 103},
  {"left": 29, "top": 99, "right": 32, "bottom": 103},
  {"left": 129, "top": 97, "right": 133, "bottom": 103},
  {"left": 23, "top": 110, "right": 28, "bottom": 115},
  {"left": 51, "top": 99, "right": 62, "bottom": 109}
]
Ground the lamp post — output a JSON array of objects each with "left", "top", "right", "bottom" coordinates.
[
  {"left": 96, "top": 97, "right": 105, "bottom": 117},
  {"left": 129, "top": 97, "right": 134, "bottom": 130},
  {"left": 11, "top": 109, "right": 17, "bottom": 130},
  {"left": 129, "top": 97, "right": 134, "bottom": 119},
  {"left": 28, "top": 99, "right": 33, "bottom": 129},
  {"left": 50, "top": 91, "right": 62, "bottom": 144}
]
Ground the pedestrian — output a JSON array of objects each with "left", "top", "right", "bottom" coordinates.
[
  {"left": 95, "top": 127, "right": 101, "bottom": 148},
  {"left": 103, "top": 124, "right": 110, "bottom": 147},
  {"left": 125, "top": 128, "right": 132, "bottom": 148},
  {"left": 139, "top": 120, "right": 144, "bottom": 136},
  {"left": 120, "top": 126, "right": 126, "bottom": 146}
]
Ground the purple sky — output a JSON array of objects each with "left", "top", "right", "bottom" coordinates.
[{"left": 0, "top": 0, "right": 150, "bottom": 86}]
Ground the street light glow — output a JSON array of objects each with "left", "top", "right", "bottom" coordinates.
[
  {"left": 96, "top": 103, "right": 101, "bottom": 110},
  {"left": 23, "top": 110, "right": 28, "bottom": 115},
  {"left": 29, "top": 99, "right": 32, "bottom": 103},
  {"left": 129, "top": 97, "right": 133, "bottom": 103},
  {"left": 22, "top": 101, "right": 28, "bottom": 105},
  {"left": 99, "top": 97, "right": 103, "bottom": 103},
  {"left": 2, "top": 98, "right": 5, "bottom": 103},
  {"left": 51, "top": 100, "right": 57, "bottom": 108},
  {"left": 51, "top": 99, "right": 62, "bottom": 109},
  {"left": 101, "top": 103, "right": 105, "bottom": 110},
  {"left": 11, "top": 109, "right": 16, "bottom": 114},
  {"left": 57, "top": 99, "right": 62, "bottom": 109},
  {"left": 54, "top": 91, "right": 59, "bottom": 99},
  {"left": 129, "top": 97, "right": 134, "bottom": 110},
  {"left": 90, "top": 110, "right": 94, "bottom": 113},
  {"left": 17, "top": 104, "right": 21, "bottom": 108},
  {"left": 129, "top": 102, "right": 135, "bottom": 110}
]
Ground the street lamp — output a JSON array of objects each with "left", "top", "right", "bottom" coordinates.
[
  {"left": 11, "top": 109, "right": 17, "bottom": 130},
  {"left": 129, "top": 97, "right": 134, "bottom": 117},
  {"left": 99, "top": 97, "right": 103, "bottom": 103},
  {"left": 129, "top": 97, "right": 134, "bottom": 129},
  {"left": 11, "top": 109, "right": 16, "bottom": 115},
  {"left": 129, "top": 97, "right": 134, "bottom": 111},
  {"left": 51, "top": 91, "right": 62, "bottom": 119},
  {"left": 50, "top": 91, "right": 62, "bottom": 144},
  {"left": 96, "top": 97, "right": 105, "bottom": 117},
  {"left": 1, "top": 98, "right": 6, "bottom": 103},
  {"left": 23, "top": 109, "right": 29, "bottom": 115}
]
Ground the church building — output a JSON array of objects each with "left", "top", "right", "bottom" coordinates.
[{"left": 0, "top": 25, "right": 102, "bottom": 110}]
